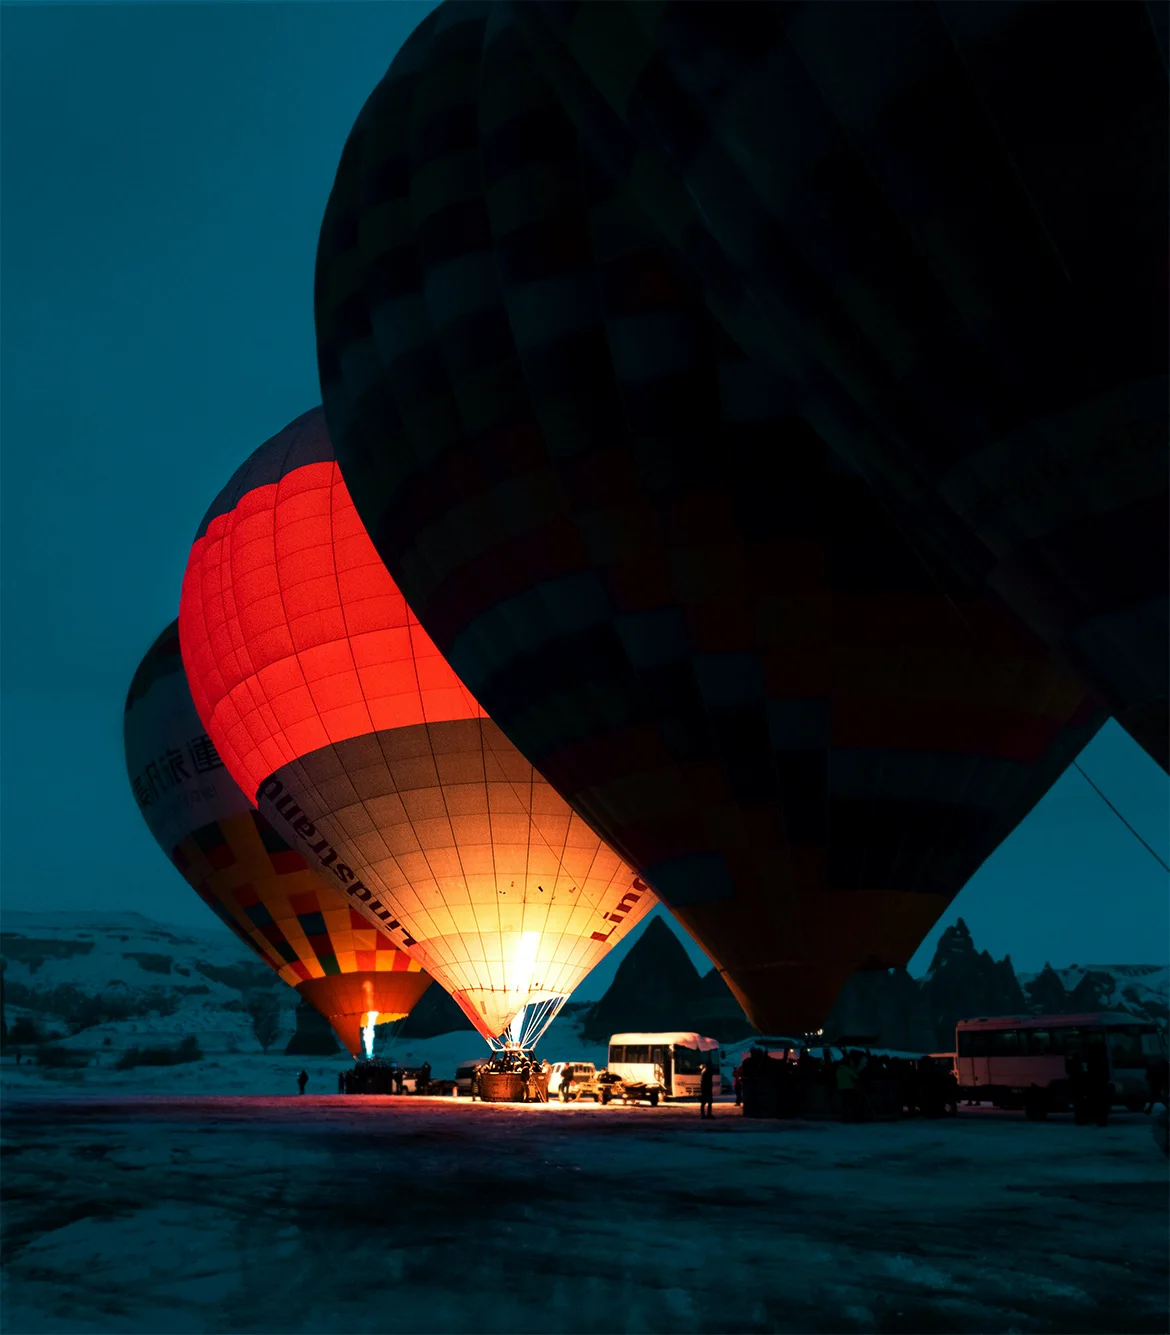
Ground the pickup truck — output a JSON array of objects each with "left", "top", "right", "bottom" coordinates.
[{"left": 596, "top": 1070, "right": 662, "bottom": 1107}]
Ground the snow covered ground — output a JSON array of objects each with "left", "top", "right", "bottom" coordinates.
[{"left": 2, "top": 1076, "right": 1166, "bottom": 1334}]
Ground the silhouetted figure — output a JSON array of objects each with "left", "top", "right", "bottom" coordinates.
[
  {"left": 1145, "top": 1059, "right": 1169, "bottom": 1114},
  {"left": 561, "top": 1070, "right": 574, "bottom": 1103},
  {"left": 1084, "top": 1045, "right": 1112, "bottom": 1127},
  {"left": 918, "top": 1056, "right": 944, "bottom": 1119},
  {"left": 338, "top": 1071, "right": 345, "bottom": 1095},
  {"left": 1066, "top": 1055, "right": 1088, "bottom": 1124},
  {"left": 733, "top": 1065, "right": 743, "bottom": 1106},
  {"left": 388, "top": 1060, "right": 400, "bottom": 1094},
  {"left": 837, "top": 1054, "right": 862, "bottom": 1122},
  {"left": 297, "top": 1069, "right": 308, "bottom": 1095},
  {"left": 420, "top": 1061, "right": 431, "bottom": 1096},
  {"left": 700, "top": 1063, "right": 715, "bottom": 1119},
  {"left": 470, "top": 1067, "right": 481, "bottom": 1100}
]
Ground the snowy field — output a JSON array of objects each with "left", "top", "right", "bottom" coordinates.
[{"left": 2, "top": 1081, "right": 1166, "bottom": 1335}]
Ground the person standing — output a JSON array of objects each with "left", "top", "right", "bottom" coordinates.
[
  {"left": 561, "top": 1068, "right": 574, "bottom": 1103},
  {"left": 699, "top": 1061, "right": 715, "bottom": 1119},
  {"left": 837, "top": 1054, "right": 860, "bottom": 1122},
  {"left": 1084, "top": 1045, "right": 1112, "bottom": 1127},
  {"left": 297, "top": 1069, "right": 308, "bottom": 1096},
  {"left": 420, "top": 1061, "right": 432, "bottom": 1096},
  {"left": 1066, "top": 1054, "right": 1088, "bottom": 1124}
]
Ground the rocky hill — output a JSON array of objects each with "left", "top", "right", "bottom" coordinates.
[
  {"left": 578, "top": 915, "right": 1167, "bottom": 1051},
  {"left": 0, "top": 910, "right": 296, "bottom": 1056},
  {"left": 580, "top": 918, "right": 706, "bottom": 1041},
  {"left": 3, "top": 910, "right": 1164, "bottom": 1061}
]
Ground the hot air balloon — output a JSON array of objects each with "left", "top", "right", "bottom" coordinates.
[
  {"left": 177, "top": 409, "right": 655, "bottom": 1049},
  {"left": 313, "top": 2, "right": 1105, "bottom": 1032},
  {"left": 501, "top": 0, "right": 1170, "bottom": 770},
  {"left": 125, "top": 621, "right": 431, "bottom": 1056}
]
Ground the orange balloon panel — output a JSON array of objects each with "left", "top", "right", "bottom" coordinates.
[{"left": 180, "top": 409, "right": 656, "bottom": 1043}]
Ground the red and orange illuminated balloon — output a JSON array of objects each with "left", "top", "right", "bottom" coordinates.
[
  {"left": 124, "top": 621, "right": 431, "bottom": 1056},
  {"left": 178, "top": 409, "right": 654, "bottom": 1047}
]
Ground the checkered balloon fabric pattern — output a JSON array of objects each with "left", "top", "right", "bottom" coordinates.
[
  {"left": 313, "top": 3, "right": 1106, "bottom": 1034},
  {"left": 505, "top": 0, "right": 1169, "bottom": 770}
]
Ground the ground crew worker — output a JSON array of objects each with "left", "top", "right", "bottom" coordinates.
[
  {"left": 297, "top": 1069, "right": 308, "bottom": 1095},
  {"left": 837, "top": 1055, "right": 860, "bottom": 1121},
  {"left": 699, "top": 1062, "right": 715, "bottom": 1119}
]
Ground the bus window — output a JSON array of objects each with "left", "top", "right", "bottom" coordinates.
[
  {"left": 1026, "top": 1029, "right": 1052, "bottom": 1055},
  {"left": 1048, "top": 1027, "right": 1084, "bottom": 1056},
  {"left": 650, "top": 1045, "right": 666, "bottom": 1068},
  {"left": 1108, "top": 1026, "right": 1161, "bottom": 1066},
  {"left": 989, "top": 1029, "right": 1022, "bottom": 1056},
  {"left": 957, "top": 1031, "right": 989, "bottom": 1058},
  {"left": 609, "top": 1046, "right": 625, "bottom": 1064},
  {"left": 1142, "top": 1028, "right": 1168, "bottom": 1058},
  {"left": 626, "top": 1045, "right": 651, "bottom": 1064},
  {"left": 1082, "top": 1027, "right": 1107, "bottom": 1055},
  {"left": 674, "top": 1045, "right": 711, "bottom": 1074}
]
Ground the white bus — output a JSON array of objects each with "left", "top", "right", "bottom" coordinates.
[
  {"left": 607, "top": 1032, "right": 722, "bottom": 1101},
  {"left": 955, "top": 1012, "right": 1167, "bottom": 1119}
]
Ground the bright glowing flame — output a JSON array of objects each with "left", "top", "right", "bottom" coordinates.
[
  {"left": 362, "top": 1011, "right": 379, "bottom": 1059},
  {"left": 509, "top": 931, "right": 540, "bottom": 995}
]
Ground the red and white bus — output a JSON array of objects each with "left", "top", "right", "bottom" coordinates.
[{"left": 955, "top": 1012, "right": 1166, "bottom": 1119}]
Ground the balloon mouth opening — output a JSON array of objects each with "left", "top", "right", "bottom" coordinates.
[{"left": 485, "top": 995, "right": 569, "bottom": 1052}]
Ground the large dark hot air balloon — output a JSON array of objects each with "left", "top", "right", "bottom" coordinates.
[
  {"left": 177, "top": 409, "right": 654, "bottom": 1049},
  {"left": 313, "top": 2, "right": 1105, "bottom": 1032},
  {"left": 500, "top": 0, "right": 1170, "bottom": 770},
  {"left": 125, "top": 622, "right": 431, "bottom": 1056}
]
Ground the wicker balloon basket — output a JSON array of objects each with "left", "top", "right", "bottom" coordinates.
[{"left": 479, "top": 1070, "right": 551, "bottom": 1103}]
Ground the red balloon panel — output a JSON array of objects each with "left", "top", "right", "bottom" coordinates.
[{"left": 181, "top": 460, "right": 486, "bottom": 803}]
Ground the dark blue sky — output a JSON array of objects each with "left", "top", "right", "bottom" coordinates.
[{"left": 1, "top": 3, "right": 1165, "bottom": 997}]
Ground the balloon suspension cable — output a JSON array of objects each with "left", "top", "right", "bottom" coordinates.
[
  {"left": 486, "top": 996, "right": 568, "bottom": 1053},
  {"left": 1073, "top": 761, "right": 1169, "bottom": 873}
]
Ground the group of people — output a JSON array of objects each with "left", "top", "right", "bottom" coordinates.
[
  {"left": 337, "top": 1059, "right": 431, "bottom": 1096},
  {"left": 735, "top": 1048, "right": 958, "bottom": 1122},
  {"left": 470, "top": 1050, "right": 549, "bottom": 1102}
]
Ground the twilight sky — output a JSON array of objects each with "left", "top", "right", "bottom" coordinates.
[{"left": 1, "top": 2, "right": 1166, "bottom": 999}]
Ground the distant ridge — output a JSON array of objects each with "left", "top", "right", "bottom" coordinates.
[{"left": 3, "top": 909, "right": 1164, "bottom": 1051}]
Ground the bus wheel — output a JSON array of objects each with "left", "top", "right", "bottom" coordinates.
[
  {"left": 1024, "top": 1089, "right": 1048, "bottom": 1122},
  {"left": 648, "top": 1091, "right": 660, "bottom": 1108}
]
